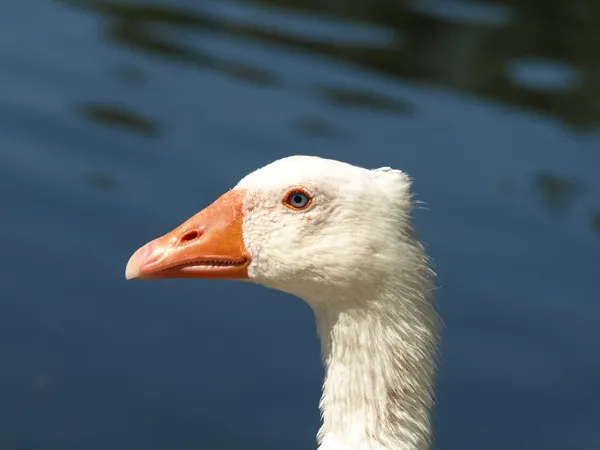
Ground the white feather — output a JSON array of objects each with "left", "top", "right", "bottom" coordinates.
[{"left": 236, "top": 156, "right": 439, "bottom": 450}]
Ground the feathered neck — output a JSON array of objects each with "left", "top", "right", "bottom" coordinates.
[{"left": 305, "top": 248, "right": 439, "bottom": 450}]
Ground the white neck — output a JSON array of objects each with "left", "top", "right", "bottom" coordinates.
[{"left": 305, "top": 263, "right": 438, "bottom": 450}]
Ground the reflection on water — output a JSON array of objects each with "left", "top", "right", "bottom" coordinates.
[
  {"left": 113, "top": 65, "right": 147, "bottom": 84},
  {"left": 293, "top": 116, "right": 344, "bottom": 140},
  {"left": 592, "top": 212, "right": 600, "bottom": 232},
  {"left": 407, "top": 0, "right": 513, "bottom": 26},
  {"left": 1, "top": 0, "right": 600, "bottom": 449},
  {"left": 84, "top": 170, "right": 121, "bottom": 191},
  {"left": 314, "top": 86, "right": 413, "bottom": 114},
  {"left": 534, "top": 172, "right": 587, "bottom": 215},
  {"left": 507, "top": 58, "right": 579, "bottom": 93},
  {"left": 62, "top": 0, "right": 600, "bottom": 127},
  {"left": 63, "top": 0, "right": 600, "bottom": 231},
  {"left": 79, "top": 103, "right": 161, "bottom": 136}
]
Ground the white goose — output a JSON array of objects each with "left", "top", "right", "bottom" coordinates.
[{"left": 126, "top": 156, "right": 439, "bottom": 450}]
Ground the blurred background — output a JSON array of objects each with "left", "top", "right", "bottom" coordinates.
[{"left": 1, "top": 0, "right": 599, "bottom": 449}]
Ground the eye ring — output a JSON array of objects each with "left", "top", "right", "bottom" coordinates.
[{"left": 283, "top": 187, "right": 312, "bottom": 210}]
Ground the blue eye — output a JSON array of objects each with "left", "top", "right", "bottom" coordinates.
[{"left": 285, "top": 189, "right": 311, "bottom": 210}]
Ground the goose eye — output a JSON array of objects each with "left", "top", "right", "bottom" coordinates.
[{"left": 284, "top": 189, "right": 312, "bottom": 210}]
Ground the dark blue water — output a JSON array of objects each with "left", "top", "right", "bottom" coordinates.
[{"left": 1, "top": 0, "right": 599, "bottom": 449}]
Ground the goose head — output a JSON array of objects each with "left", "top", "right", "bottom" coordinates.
[
  {"left": 126, "top": 155, "right": 437, "bottom": 450},
  {"left": 126, "top": 155, "right": 415, "bottom": 304}
]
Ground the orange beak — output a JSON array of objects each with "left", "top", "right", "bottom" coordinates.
[{"left": 125, "top": 189, "right": 250, "bottom": 280}]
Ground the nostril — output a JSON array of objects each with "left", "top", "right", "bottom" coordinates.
[{"left": 180, "top": 230, "right": 201, "bottom": 243}]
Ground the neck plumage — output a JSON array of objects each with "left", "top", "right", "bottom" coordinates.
[{"left": 308, "top": 262, "right": 439, "bottom": 450}]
